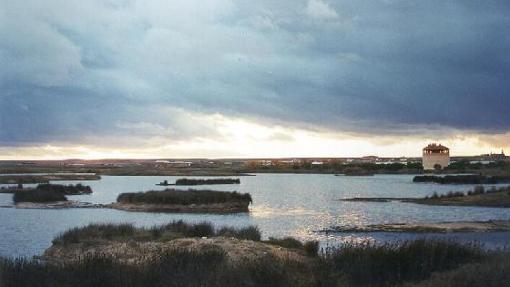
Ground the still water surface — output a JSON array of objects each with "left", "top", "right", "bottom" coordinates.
[{"left": 1, "top": 174, "right": 510, "bottom": 258}]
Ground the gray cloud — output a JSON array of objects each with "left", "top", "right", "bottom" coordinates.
[{"left": 1, "top": 0, "right": 510, "bottom": 146}]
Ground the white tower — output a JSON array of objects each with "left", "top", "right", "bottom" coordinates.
[{"left": 422, "top": 143, "right": 450, "bottom": 170}]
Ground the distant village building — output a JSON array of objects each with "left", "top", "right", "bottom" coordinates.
[
  {"left": 480, "top": 150, "right": 507, "bottom": 162},
  {"left": 422, "top": 143, "right": 450, "bottom": 170}
]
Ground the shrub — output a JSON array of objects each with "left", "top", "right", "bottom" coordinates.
[
  {"left": 304, "top": 241, "right": 319, "bottom": 257},
  {"left": 0, "top": 239, "right": 493, "bottom": 287},
  {"left": 52, "top": 221, "right": 261, "bottom": 245},
  {"left": 117, "top": 189, "right": 252, "bottom": 205}
]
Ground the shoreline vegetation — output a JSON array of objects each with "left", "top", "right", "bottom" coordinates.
[
  {"left": 2, "top": 159, "right": 508, "bottom": 177},
  {"left": 0, "top": 174, "right": 100, "bottom": 184},
  {"left": 175, "top": 178, "right": 240, "bottom": 185},
  {"left": 341, "top": 186, "right": 510, "bottom": 208},
  {"left": 323, "top": 220, "right": 510, "bottom": 233},
  {"left": 2, "top": 221, "right": 509, "bottom": 287},
  {"left": 111, "top": 189, "right": 252, "bottom": 213},
  {"left": 413, "top": 174, "right": 510, "bottom": 184},
  {"left": 156, "top": 178, "right": 241, "bottom": 186}
]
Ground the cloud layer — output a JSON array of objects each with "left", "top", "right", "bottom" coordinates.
[{"left": 1, "top": 0, "right": 509, "bottom": 150}]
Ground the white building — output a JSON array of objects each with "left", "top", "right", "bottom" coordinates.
[{"left": 422, "top": 143, "right": 450, "bottom": 170}]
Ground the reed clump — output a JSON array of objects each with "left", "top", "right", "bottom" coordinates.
[
  {"left": 117, "top": 189, "right": 252, "bottom": 205},
  {"left": 52, "top": 221, "right": 262, "bottom": 245}
]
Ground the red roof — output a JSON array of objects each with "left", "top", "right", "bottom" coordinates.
[{"left": 423, "top": 143, "right": 449, "bottom": 151}]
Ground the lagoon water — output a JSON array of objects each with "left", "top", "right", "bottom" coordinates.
[{"left": 1, "top": 174, "right": 510, "bottom": 258}]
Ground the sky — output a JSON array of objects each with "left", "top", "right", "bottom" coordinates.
[{"left": 1, "top": 0, "right": 509, "bottom": 159}]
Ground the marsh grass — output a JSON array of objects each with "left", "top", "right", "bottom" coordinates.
[
  {"left": 116, "top": 189, "right": 252, "bottom": 205},
  {"left": 52, "top": 221, "right": 261, "bottom": 245},
  {"left": 320, "top": 239, "right": 485, "bottom": 286},
  {"left": 0, "top": 248, "right": 315, "bottom": 287},
  {"left": 0, "top": 238, "right": 494, "bottom": 287}
]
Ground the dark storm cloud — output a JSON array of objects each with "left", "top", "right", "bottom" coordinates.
[{"left": 1, "top": 0, "right": 509, "bottom": 146}]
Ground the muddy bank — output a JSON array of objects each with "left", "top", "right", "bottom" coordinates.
[
  {"left": 324, "top": 220, "right": 510, "bottom": 233},
  {"left": 108, "top": 201, "right": 250, "bottom": 213},
  {"left": 413, "top": 175, "right": 510, "bottom": 184},
  {"left": 7, "top": 201, "right": 106, "bottom": 209}
]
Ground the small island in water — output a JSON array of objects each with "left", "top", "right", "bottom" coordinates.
[
  {"left": 110, "top": 189, "right": 252, "bottom": 213},
  {"left": 9, "top": 184, "right": 100, "bottom": 209},
  {"left": 156, "top": 178, "right": 241, "bottom": 186},
  {"left": 341, "top": 185, "right": 510, "bottom": 208}
]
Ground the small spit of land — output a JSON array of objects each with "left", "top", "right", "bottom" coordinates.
[
  {"left": 413, "top": 174, "right": 510, "bottom": 184},
  {"left": 324, "top": 220, "right": 510, "bottom": 233},
  {"left": 342, "top": 185, "right": 510, "bottom": 208},
  {"left": 1, "top": 221, "right": 509, "bottom": 287},
  {"left": 111, "top": 189, "right": 252, "bottom": 213},
  {"left": 0, "top": 174, "right": 100, "bottom": 184},
  {"left": 156, "top": 178, "right": 241, "bottom": 186}
]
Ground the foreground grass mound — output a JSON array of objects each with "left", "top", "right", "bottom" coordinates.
[
  {"left": 175, "top": 178, "right": 241, "bottom": 185},
  {"left": 1, "top": 248, "right": 314, "bottom": 287},
  {"left": 1, "top": 235, "right": 495, "bottom": 287}
]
